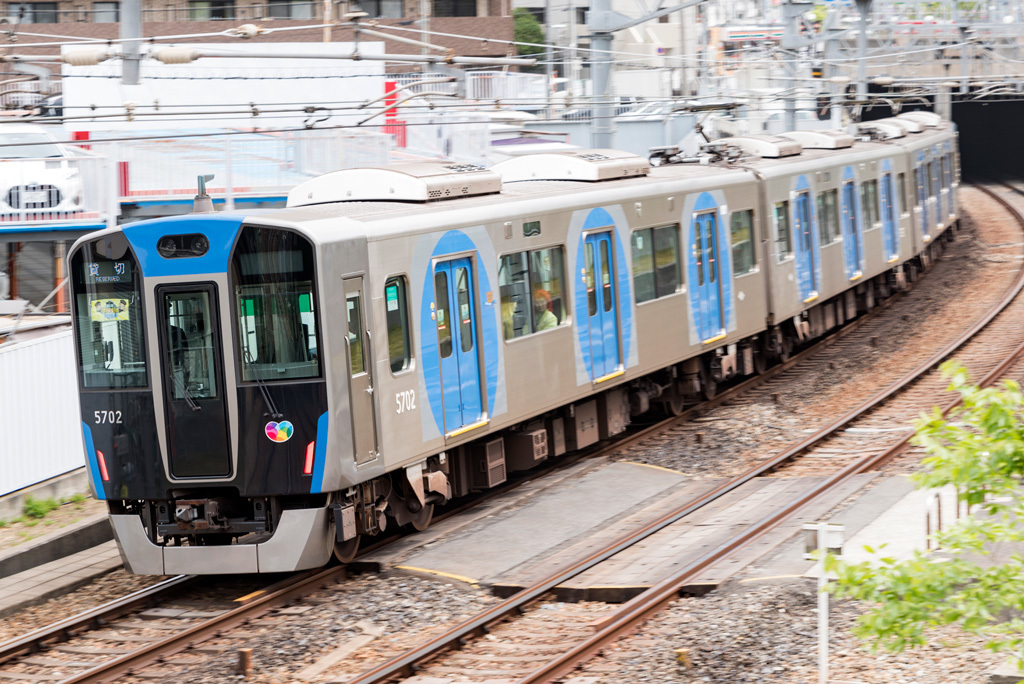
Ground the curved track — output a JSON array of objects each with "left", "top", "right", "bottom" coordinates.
[
  {"left": 0, "top": 186, "right": 1012, "bottom": 683},
  {"left": 341, "top": 184, "right": 1024, "bottom": 684}
]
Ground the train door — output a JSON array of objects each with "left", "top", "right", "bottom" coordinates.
[
  {"left": 880, "top": 173, "right": 899, "bottom": 262},
  {"left": 343, "top": 277, "right": 379, "bottom": 464},
  {"left": 583, "top": 232, "right": 621, "bottom": 378},
  {"left": 840, "top": 180, "right": 862, "bottom": 279},
  {"left": 941, "top": 155, "right": 951, "bottom": 219},
  {"left": 930, "top": 159, "right": 942, "bottom": 229},
  {"left": 916, "top": 164, "right": 930, "bottom": 242},
  {"left": 793, "top": 191, "right": 818, "bottom": 301},
  {"left": 433, "top": 258, "right": 483, "bottom": 432},
  {"left": 157, "top": 285, "right": 231, "bottom": 478},
  {"left": 693, "top": 212, "right": 725, "bottom": 342}
]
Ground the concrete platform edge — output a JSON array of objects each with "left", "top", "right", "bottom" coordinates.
[
  {"left": 0, "top": 468, "right": 91, "bottom": 521},
  {"left": 0, "top": 513, "right": 112, "bottom": 579}
]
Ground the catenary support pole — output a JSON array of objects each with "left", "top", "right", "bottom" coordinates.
[{"left": 120, "top": 0, "right": 142, "bottom": 85}]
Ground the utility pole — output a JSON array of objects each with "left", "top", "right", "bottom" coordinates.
[
  {"left": 588, "top": 0, "right": 706, "bottom": 148},
  {"left": 781, "top": 0, "right": 812, "bottom": 131},
  {"left": 589, "top": 0, "right": 614, "bottom": 148},
  {"left": 545, "top": 0, "right": 553, "bottom": 118},
  {"left": 855, "top": 0, "right": 870, "bottom": 101},
  {"left": 120, "top": 0, "right": 142, "bottom": 85}
]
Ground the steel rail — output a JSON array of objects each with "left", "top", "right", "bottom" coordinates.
[
  {"left": 58, "top": 567, "right": 343, "bottom": 684},
  {"left": 345, "top": 186, "right": 1022, "bottom": 684},
  {"left": 0, "top": 575, "right": 193, "bottom": 665},
  {"left": 516, "top": 182, "right": 1024, "bottom": 682}
]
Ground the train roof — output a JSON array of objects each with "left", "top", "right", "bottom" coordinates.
[
  {"left": 132, "top": 119, "right": 956, "bottom": 246},
  {"left": 241, "top": 160, "right": 754, "bottom": 242}
]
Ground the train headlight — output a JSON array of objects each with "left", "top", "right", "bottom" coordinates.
[{"left": 158, "top": 233, "right": 210, "bottom": 259}]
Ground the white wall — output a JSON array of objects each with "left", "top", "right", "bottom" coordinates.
[{"left": 0, "top": 330, "right": 85, "bottom": 496}]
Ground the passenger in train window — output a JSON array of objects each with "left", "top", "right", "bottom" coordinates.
[{"left": 533, "top": 289, "right": 557, "bottom": 331}]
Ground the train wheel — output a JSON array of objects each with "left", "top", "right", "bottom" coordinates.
[
  {"left": 333, "top": 535, "right": 360, "bottom": 564},
  {"left": 753, "top": 348, "right": 768, "bottom": 375},
  {"left": 777, "top": 334, "right": 793, "bottom": 363},
  {"left": 663, "top": 393, "right": 687, "bottom": 417},
  {"left": 411, "top": 502, "right": 434, "bottom": 532},
  {"left": 699, "top": 359, "right": 717, "bottom": 400}
]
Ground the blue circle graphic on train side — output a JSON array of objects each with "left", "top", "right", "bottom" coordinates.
[
  {"left": 419, "top": 230, "right": 499, "bottom": 436},
  {"left": 573, "top": 207, "right": 633, "bottom": 381}
]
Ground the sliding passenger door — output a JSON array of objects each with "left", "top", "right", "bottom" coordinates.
[
  {"left": 880, "top": 173, "right": 899, "bottom": 262},
  {"left": 841, "top": 181, "right": 862, "bottom": 279},
  {"left": 344, "top": 277, "right": 378, "bottom": 465},
  {"left": 583, "top": 232, "right": 621, "bottom": 379},
  {"left": 693, "top": 211, "right": 725, "bottom": 343},
  {"left": 793, "top": 191, "right": 818, "bottom": 302},
  {"left": 433, "top": 257, "right": 483, "bottom": 433}
]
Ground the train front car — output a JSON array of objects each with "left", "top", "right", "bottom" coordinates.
[{"left": 70, "top": 217, "right": 334, "bottom": 574}]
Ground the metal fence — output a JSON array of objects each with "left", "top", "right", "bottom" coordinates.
[
  {"left": 9, "top": 1, "right": 322, "bottom": 24},
  {"left": 384, "top": 71, "right": 549, "bottom": 110},
  {"left": 0, "top": 148, "right": 116, "bottom": 229},
  {"left": 0, "top": 330, "right": 84, "bottom": 497},
  {"left": 90, "top": 129, "right": 391, "bottom": 207},
  {"left": 403, "top": 111, "right": 491, "bottom": 165}
]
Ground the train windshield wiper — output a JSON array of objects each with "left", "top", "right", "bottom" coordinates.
[
  {"left": 169, "top": 371, "right": 201, "bottom": 412},
  {"left": 244, "top": 350, "right": 282, "bottom": 419}
]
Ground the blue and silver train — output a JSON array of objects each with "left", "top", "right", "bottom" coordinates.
[{"left": 69, "top": 111, "right": 959, "bottom": 574}]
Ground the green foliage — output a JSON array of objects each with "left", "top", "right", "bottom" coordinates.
[
  {"left": 513, "top": 8, "right": 545, "bottom": 58},
  {"left": 64, "top": 493, "right": 88, "bottom": 505},
  {"left": 23, "top": 497, "right": 60, "bottom": 519},
  {"left": 827, "top": 361, "right": 1024, "bottom": 662}
]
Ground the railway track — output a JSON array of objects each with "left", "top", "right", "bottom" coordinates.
[
  {"left": 337, "top": 183, "right": 1024, "bottom": 684},
  {"left": 0, "top": 186, "right": 1008, "bottom": 683}
]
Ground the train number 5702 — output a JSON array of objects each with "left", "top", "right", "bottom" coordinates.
[
  {"left": 94, "top": 410, "right": 123, "bottom": 424},
  {"left": 396, "top": 390, "right": 416, "bottom": 414}
]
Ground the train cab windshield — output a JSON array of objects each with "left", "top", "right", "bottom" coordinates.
[
  {"left": 70, "top": 233, "right": 147, "bottom": 389},
  {"left": 231, "top": 226, "right": 321, "bottom": 382}
]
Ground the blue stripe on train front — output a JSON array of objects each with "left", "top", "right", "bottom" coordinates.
[
  {"left": 121, "top": 214, "right": 246, "bottom": 277},
  {"left": 311, "top": 411, "right": 329, "bottom": 493},
  {"left": 80, "top": 422, "right": 106, "bottom": 501},
  {"left": 419, "top": 230, "right": 500, "bottom": 436}
]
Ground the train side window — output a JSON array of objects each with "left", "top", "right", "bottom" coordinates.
[
  {"left": 942, "top": 155, "right": 951, "bottom": 191},
  {"left": 434, "top": 271, "right": 452, "bottom": 358},
  {"left": 816, "top": 189, "right": 839, "bottom": 244},
  {"left": 652, "top": 225, "right": 681, "bottom": 298},
  {"left": 384, "top": 277, "right": 410, "bottom": 374},
  {"left": 897, "top": 172, "right": 907, "bottom": 215},
  {"left": 634, "top": 225, "right": 680, "bottom": 302},
  {"left": 600, "top": 240, "right": 613, "bottom": 311},
  {"left": 529, "top": 246, "right": 565, "bottom": 330},
  {"left": 773, "top": 200, "right": 792, "bottom": 260},
  {"left": 585, "top": 243, "right": 598, "bottom": 316},
  {"left": 499, "top": 246, "right": 566, "bottom": 340},
  {"left": 456, "top": 267, "right": 473, "bottom": 353},
  {"left": 499, "top": 252, "right": 530, "bottom": 339},
  {"left": 730, "top": 210, "right": 756, "bottom": 275},
  {"left": 860, "top": 180, "right": 879, "bottom": 226},
  {"left": 632, "top": 228, "right": 655, "bottom": 303},
  {"left": 346, "top": 295, "right": 365, "bottom": 375}
]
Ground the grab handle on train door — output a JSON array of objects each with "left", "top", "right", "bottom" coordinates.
[{"left": 364, "top": 329, "right": 376, "bottom": 394}]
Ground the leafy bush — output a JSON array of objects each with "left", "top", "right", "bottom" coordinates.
[{"left": 23, "top": 497, "right": 60, "bottom": 519}]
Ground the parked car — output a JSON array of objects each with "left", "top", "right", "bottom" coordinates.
[{"left": 0, "top": 124, "right": 83, "bottom": 214}]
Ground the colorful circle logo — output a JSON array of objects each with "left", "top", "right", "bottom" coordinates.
[{"left": 265, "top": 421, "right": 294, "bottom": 443}]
